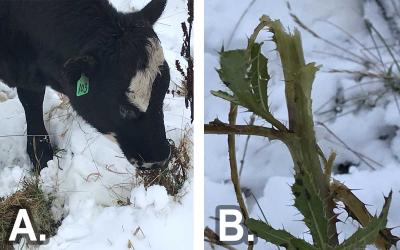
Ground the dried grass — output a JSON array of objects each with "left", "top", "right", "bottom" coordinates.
[
  {"left": 0, "top": 178, "right": 58, "bottom": 249},
  {"left": 136, "top": 128, "right": 192, "bottom": 197}
]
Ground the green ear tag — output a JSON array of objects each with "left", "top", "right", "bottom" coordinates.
[{"left": 76, "top": 74, "right": 90, "bottom": 97}]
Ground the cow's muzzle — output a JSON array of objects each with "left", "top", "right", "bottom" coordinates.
[{"left": 134, "top": 142, "right": 172, "bottom": 171}]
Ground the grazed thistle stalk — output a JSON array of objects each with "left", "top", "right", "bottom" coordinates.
[{"left": 205, "top": 15, "right": 398, "bottom": 249}]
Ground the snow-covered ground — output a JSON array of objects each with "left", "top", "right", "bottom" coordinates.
[
  {"left": 0, "top": 0, "right": 192, "bottom": 249},
  {"left": 205, "top": 0, "right": 400, "bottom": 249}
]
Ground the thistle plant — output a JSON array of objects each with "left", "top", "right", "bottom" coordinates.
[{"left": 205, "top": 15, "right": 399, "bottom": 249}]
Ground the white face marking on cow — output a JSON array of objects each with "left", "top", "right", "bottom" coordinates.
[
  {"left": 126, "top": 38, "right": 164, "bottom": 112},
  {"left": 129, "top": 150, "right": 171, "bottom": 170}
]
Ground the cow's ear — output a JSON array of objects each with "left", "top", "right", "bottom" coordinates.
[
  {"left": 63, "top": 56, "right": 97, "bottom": 81},
  {"left": 140, "top": 0, "right": 167, "bottom": 25}
]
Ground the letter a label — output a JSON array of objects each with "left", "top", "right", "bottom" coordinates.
[{"left": 9, "top": 209, "right": 37, "bottom": 242}]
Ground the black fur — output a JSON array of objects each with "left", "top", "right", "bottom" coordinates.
[{"left": 0, "top": 0, "right": 170, "bottom": 171}]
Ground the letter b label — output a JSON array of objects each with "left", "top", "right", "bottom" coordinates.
[{"left": 216, "top": 205, "right": 256, "bottom": 245}]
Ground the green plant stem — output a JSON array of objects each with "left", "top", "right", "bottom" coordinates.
[
  {"left": 227, "top": 104, "right": 253, "bottom": 250},
  {"left": 239, "top": 115, "right": 256, "bottom": 177},
  {"left": 263, "top": 15, "right": 339, "bottom": 246}
]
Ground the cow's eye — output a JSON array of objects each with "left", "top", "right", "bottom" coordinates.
[{"left": 119, "top": 104, "right": 142, "bottom": 120}]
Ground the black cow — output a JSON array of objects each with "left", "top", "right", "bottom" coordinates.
[{"left": 0, "top": 0, "right": 171, "bottom": 171}]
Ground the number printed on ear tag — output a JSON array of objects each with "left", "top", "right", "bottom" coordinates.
[{"left": 76, "top": 74, "right": 90, "bottom": 97}]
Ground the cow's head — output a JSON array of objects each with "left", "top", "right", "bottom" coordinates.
[{"left": 62, "top": 0, "right": 171, "bottom": 170}]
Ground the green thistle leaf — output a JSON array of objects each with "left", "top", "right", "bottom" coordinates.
[
  {"left": 336, "top": 191, "right": 393, "bottom": 250},
  {"left": 246, "top": 218, "right": 317, "bottom": 250}
]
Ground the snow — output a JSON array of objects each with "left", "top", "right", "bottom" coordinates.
[
  {"left": 41, "top": 186, "right": 192, "bottom": 250},
  {"left": 131, "top": 185, "right": 170, "bottom": 210},
  {"left": 205, "top": 0, "right": 400, "bottom": 249},
  {"left": 0, "top": 0, "right": 192, "bottom": 249}
]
